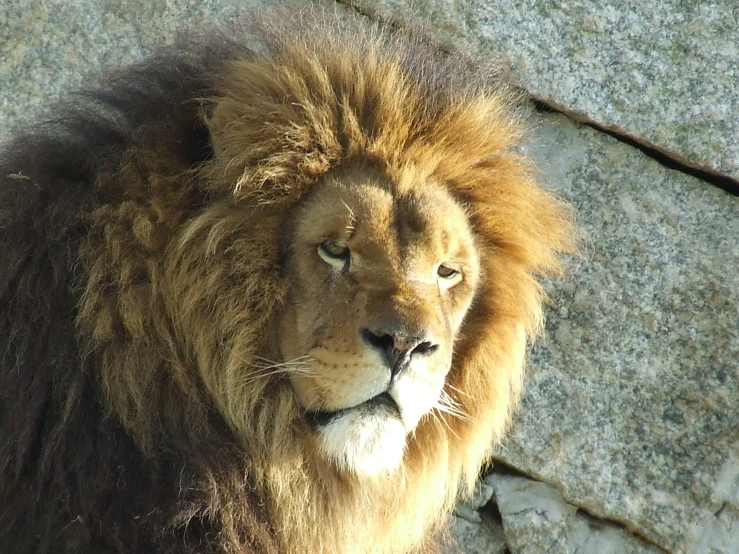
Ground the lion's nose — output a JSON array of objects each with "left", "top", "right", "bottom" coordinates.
[{"left": 361, "top": 327, "right": 439, "bottom": 379}]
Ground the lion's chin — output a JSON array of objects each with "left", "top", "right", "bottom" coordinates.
[{"left": 314, "top": 410, "right": 407, "bottom": 476}]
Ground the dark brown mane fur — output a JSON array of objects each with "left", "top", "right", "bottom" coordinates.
[
  {"left": 0, "top": 29, "right": 275, "bottom": 554},
  {"left": 0, "top": 11, "right": 574, "bottom": 554}
]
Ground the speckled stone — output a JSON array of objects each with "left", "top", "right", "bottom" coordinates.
[
  {"left": 454, "top": 480, "right": 495, "bottom": 523},
  {"left": 445, "top": 515, "right": 507, "bottom": 554},
  {"left": 498, "top": 111, "right": 739, "bottom": 554},
  {"left": 0, "top": 0, "right": 318, "bottom": 140},
  {"left": 444, "top": 482, "right": 504, "bottom": 552},
  {"left": 345, "top": 0, "right": 739, "bottom": 179},
  {"left": 487, "top": 474, "right": 665, "bottom": 554}
]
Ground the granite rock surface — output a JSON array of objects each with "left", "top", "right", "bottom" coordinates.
[
  {"left": 488, "top": 473, "right": 665, "bottom": 554},
  {"left": 444, "top": 515, "right": 507, "bottom": 554},
  {"left": 0, "top": 0, "right": 316, "bottom": 139},
  {"left": 344, "top": 0, "right": 739, "bottom": 179},
  {"left": 503, "top": 111, "right": 739, "bottom": 553}
]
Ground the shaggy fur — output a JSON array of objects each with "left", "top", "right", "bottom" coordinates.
[{"left": 0, "top": 11, "right": 575, "bottom": 554}]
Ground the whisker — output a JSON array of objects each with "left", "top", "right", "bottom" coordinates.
[
  {"left": 238, "top": 365, "right": 311, "bottom": 381},
  {"left": 434, "top": 402, "right": 468, "bottom": 421},
  {"left": 434, "top": 389, "right": 472, "bottom": 423},
  {"left": 219, "top": 343, "right": 311, "bottom": 371},
  {"left": 445, "top": 382, "right": 472, "bottom": 399},
  {"left": 229, "top": 355, "right": 316, "bottom": 389},
  {"left": 427, "top": 404, "right": 460, "bottom": 440},
  {"left": 250, "top": 355, "right": 311, "bottom": 364},
  {"left": 302, "top": 392, "right": 327, "bottom": 414},
  {"left": 246, "top": 356, "right": 311, "bottom": 371}
]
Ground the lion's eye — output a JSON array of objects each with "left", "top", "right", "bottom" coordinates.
[
  {"left": 318, "top": 239, "right": 350, "bottom": 268},
  {"left": 437, "top": 264, "right": 463, "bottom": 287}
]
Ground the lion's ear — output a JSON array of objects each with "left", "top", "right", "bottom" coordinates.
[{"left": 202, "top": 59, "right": 343, "bottom": 205}]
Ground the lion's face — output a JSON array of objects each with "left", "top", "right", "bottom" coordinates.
[{"left": 277, "top": 165, "right": 480, "bottom": 475}]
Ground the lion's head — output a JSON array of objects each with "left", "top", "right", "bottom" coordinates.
[{"left": 71, "top": 14, "right": 576, "bottom": 554}]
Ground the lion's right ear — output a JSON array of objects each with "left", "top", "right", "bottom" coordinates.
[{"left": 202, "top": 58, "right": 342, "bottom": 206}]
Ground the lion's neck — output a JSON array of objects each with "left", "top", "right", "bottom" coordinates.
[{"left": 258, "top": 429, "right": 455, "bottom": 554}]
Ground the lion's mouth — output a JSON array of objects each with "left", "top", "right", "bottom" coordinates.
[{"left": 304, "top": 392, "right": 401, "bottom": 428}]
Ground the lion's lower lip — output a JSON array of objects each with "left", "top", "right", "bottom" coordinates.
[
  {"left": 305, "top": 409, "right": 340, "bottom": 428},
  {"left": 304, "top": 392, "right": 401, "bottom": 428},
  {"left": 369, "top": 392, "right": 401, "bottom": 416}
]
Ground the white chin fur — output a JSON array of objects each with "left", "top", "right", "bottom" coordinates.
[{"left": 316, "top": 411, "right": 407, "bottom": 475}]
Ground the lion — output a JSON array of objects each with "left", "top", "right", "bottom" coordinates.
[{"left": 0, "top": 11, "right": 575, "bottom": 554}]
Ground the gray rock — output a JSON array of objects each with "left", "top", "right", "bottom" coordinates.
[
  {"left": 345, "top": 0, "right": 739, "bottom": 179},
  {"left": 488, "top": 474, "right": 665, "bottom": 554},
  {"left": 0, "top": 0, "right": 316, "bottom": 140},
  {"left": 455, "top": 481, "right": 495, "bottom": 523},
  {"left": 689, "top": 449, "right": 739, "bottom": 554},
  {"left": 445, "top": 515, "right": 508, "bottom": 554},
  {"left": 497, "top": 111, "right": 739, "bottom": 554}
]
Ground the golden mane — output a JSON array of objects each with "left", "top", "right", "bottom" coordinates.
[{"left": 1, "top": 11, "right": 575, "bottom": 554}]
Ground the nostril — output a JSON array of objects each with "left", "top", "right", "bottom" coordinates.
[
  {"left": 361, "top": 328, "right": 395, "bottom": 353},
  {"left": 361, "top": 328, "right": 439, "bottom": 371},
  {"left": 412, "top": 341, "right": 438, "bottom": 356}
]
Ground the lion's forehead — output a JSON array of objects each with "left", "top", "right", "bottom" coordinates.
[{"left": 298, "top": 170, "right": 477, "bottom": 273}]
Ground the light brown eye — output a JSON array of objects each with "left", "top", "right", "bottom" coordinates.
[
  {"left": 318, "top": 239, "right": 350, "bottom": 268},
  {"left": 437, "top": 264, "right": 463, "bottom": 288}
]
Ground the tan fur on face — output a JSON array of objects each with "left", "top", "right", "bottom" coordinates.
[
  {"left": 75, "top": 13, "right": 576, "bottom": 554},
  {"left": 277, "top": 167, "right": 480, "bottom": 474}
]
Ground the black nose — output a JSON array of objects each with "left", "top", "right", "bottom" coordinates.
[{"left": 361, "top": 327, "right": 438, "bottom": 379}]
